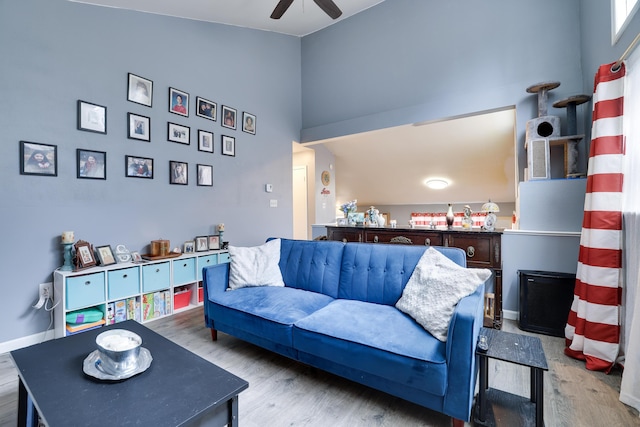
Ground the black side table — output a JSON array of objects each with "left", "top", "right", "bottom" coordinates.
[{"left": 474, "top": 327, "right": 548, "bottom": 427}]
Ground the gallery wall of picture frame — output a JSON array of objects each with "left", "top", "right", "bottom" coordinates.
[{"left": 19, "top": 70, "right": 257, "bottom": 187}]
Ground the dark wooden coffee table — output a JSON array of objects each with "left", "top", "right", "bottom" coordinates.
[
  {"left": 474, "top": 327, "right": 548, "bottom": 427},
  {"left": 10, "top": 320, "right": 248, "bottom": 427}
]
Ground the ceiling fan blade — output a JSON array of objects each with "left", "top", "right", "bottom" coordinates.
[
  {"left": 313, "top": 0, "right": 343, "bottom": 19},
  {"left": 271, "top": 0, "right": 295, "bottom": 19}
]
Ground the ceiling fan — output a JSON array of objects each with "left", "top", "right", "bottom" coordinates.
[{"left": 271, "top": 0, "right": 343, "bottom": 20}]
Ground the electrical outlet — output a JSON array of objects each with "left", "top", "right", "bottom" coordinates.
[{"left": 39, "top": 282, "right": 52, "bottom": 300}]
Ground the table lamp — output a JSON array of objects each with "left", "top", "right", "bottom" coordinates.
[{"left": 481, "top": 201, "right": 500, "bottom": 231}]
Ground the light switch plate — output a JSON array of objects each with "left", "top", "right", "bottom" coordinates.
[
  {"left": 270, "top": 199, "right": 277, "bottom": 208},
  {"left": 265, "top": 184, "right": 273, "bottom": 193}
]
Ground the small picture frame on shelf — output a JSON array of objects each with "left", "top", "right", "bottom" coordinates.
[
  {"left": 131, "top": 251, "right": 143, "bottom": 263},
  {"left": 77, "top": 100, "right": 106, "bottom": 134},
  {"left": 74, "top": 240, "right": 96, "bottom": 269},
  {"left": 242, "top": 112, "right": 256, "bottom": 135},
  {"left": 208, "top": 235, "right": 220, "bottom": 250},
  {"left": 128, "top": 113, "right": 151, "bottom": 142},
  {"left": 96, "top": 245, "right": 117, "bottom": 266},
  {"left": 168, "top": 122, "right": 190, "bottom": 145},
  {"left": 184, "top": 241, "right": 195, "bottom": 253},
  {"left": 197, "top": 164, "right": 213, "bottom": 187},
  {"left": 169, "top": 87, "right": 189, "bottom": 117},
  {"left": 20, "top": 141, "right": 57, "bottom": 177},
  {"left": 126, "top": 155, "right": 153, "bottom": 179},
  {"left": 169, "top": 160, "right": 188, "bottom": 185},
  {"left": 198, "top": 130, "right": 214, "bottom": 153},
  {"left": 221, "top": 135, "right": 235, "bottom": 157},
  {"left": 196, "top": 96, "right": 217, "bottom": 121},
  {"left": 221, "top": 105, "right": 237, "bottom": 130},
  {"left": 77, "top": 149, "right": 106, "bottom": 180},
  {"left": 127, "top": 73, "right": 153, "bottom": 107},
  {"left": 195, "top": 236, "right": 209, "bottom": 252}
]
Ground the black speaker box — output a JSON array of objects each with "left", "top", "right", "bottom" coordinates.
[{"left": 518, "top": 270, "right": 576, "bottom": 337}]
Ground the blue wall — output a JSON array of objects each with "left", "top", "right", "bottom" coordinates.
[{"left": 0, "top": 0, "right": 300, "bottom": 345}]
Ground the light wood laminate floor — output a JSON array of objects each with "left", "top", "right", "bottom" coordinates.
[{"left": 1, "top": 307, "right": 638, "bottom": 426}]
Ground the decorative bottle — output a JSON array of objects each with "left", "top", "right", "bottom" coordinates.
[{"left": 446, "top": 204, "right": 455, "bottom": 229}]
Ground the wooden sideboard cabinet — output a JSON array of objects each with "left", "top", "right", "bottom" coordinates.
[{"left": 326, "top": 226, "right": 503, "bottom": 329}]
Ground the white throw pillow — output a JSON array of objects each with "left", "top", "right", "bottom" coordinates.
[
  {"left": 395, "top": 247, "right": 491, "bottom": 342},
  {"left": 227, "top": 239, "right": 285, "bottom": 290}
]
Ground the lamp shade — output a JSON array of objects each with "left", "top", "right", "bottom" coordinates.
[{"left": 481, "top": 201, "right": 500, "bottom": 213}]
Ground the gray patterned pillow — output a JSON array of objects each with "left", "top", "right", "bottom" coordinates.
[
  {"left": 396, "top": 247, "right": 490, "bottom": 342},
  {"left": 227, "top": 238, "right": 285, "bottom": 290}
]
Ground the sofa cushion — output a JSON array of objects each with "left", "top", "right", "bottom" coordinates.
[
  {"left": 208, "top": 286, "right": 335, "bottom": 348},
  {"left": 396, "top": 247, "right": 491, "bottom": 342},
  {"left": 293, "top": 299, "right": 448, "bottom": 396},
  {"left": 228, "top": 238, "right": 284, "bottom": 290}
]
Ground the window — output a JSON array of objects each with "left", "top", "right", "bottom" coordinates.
[{"left": 613, "top": 0, "right": 639, "bottom": 43}]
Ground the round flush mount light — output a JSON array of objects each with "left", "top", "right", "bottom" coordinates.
[{"left": 424, "top": 178, "right": 449, "bottom": 190}]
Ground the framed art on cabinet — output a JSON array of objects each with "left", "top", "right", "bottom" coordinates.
[
  {"left": 221, "top": 135, "right": 235, "bottom": 157},
  {"left": 169, "top": 160, "right": 188, "bottom": 185},
  {"left": 183, "top": 241, "right": 195, "bottom": 253},
  {"left": 96, "top": 245, "right": 116, "bottom": 266},
  {"left": 195, "top": 236, "right": 209, "bottom": 252},
  {"left": 197, "top": 164, "right": 213, "bottom": 186},
  {"left": 208, "top": 235, "right": 220, "bottom": 250},
  {"left": 20, "top": 141, "right": 57, "bottom": 177},
  {"left": 221, "top": 105, "right": 237, "bottom": 130},
  {"left": 74, "top": 240, "right": 96, "bottom": 269},
  {"left": 77, "top": 100, "right": 106, "bottom": 134},
  {"left": 128, "top": 113, "right": 150, "bottom": 142},
  {"left": 127, "top": 73, "right": 153, "bottom": 107},
  {"left": 169, "top": 87, "right": 189, "bottom": 117},
  {"left": 198, "top": 130, "right": 214, "bottom": 153},
  {"left": 168, "top": 122, "right": 190, "bottom": 145},
  {"left": 242, "top": 112, "right": 256, "bottom": 135},
  {"left": 77, "top": 149, "right": 106, "bottom": 180},
  {"left": 196, "top": 96, "right": 217, "bottom": 121},
  {"left": 125, "top": 155, "right": 153, "bottom": 179}
]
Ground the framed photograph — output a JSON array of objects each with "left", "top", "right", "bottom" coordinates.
[
  {"left": 169, "top": 87, "right": 189, "bottom": 117},
  {"left": 208, "top": 235, "right": 220, "bottom": 250},
  {"left": 183, "top": 241, "right": 195, "bottom": 253},
  {"left": 169, "top": 160, "right": 188, "bottom": 185},
  {"left": 74, "top": 240, "right": 96, "bottom": 269},
  {"left": 125, "top": 155, "right": 153, "bottom": 179},
  {"left": 198, "top": 130, "right": 214, "bottom": 153},
  {"left": 196, "top": 96, "right": 217, "bottom": 121},
  {"left": 197, "top": 164, "right": 213, "bottom": 187},
  {"left": 168, "top": 122, "right": 190, "bottom": 145},
  {"left": 20, "top": 141, "right": 57, "bottom": 176},
  {"left": 131, "top": 251, "right": 143, "bottom": 263},
  {"left": 77, "top": 100, "right": 106, "bottom": 134},
  {"left": 77, "top": 149, "right": 106, "bottom": 180},
  {"left": 195, "top": 236, "right": 209, "bottom": 252},
  {"left": 96, "top": 245, "right": 116, "bottom": 266},
  {"left": 221, "top": 105, "right": 237, "bottom": 130},
  {"left": 128, "top": 113, "right": 151, "bottom": 142},
  {"left": 221, "top": 135, "right": 235, "bottom": 157},
  {"left": 242, "top": 111, "right": 256, "bottom": 135},
  {"left": 127, "top": 73, "right": 153, "bottom": 107}
]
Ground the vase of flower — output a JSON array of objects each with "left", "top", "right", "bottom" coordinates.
[{"left": 340, "top": 199, "right": 358, "bottom": 224}]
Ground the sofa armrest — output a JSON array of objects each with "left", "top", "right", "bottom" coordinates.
[
  {"left": 202, "top": 263, "right": 230, "bottom": 299},
  {"left": 442, "top": 283, "right": 485, "bottom": 421}
]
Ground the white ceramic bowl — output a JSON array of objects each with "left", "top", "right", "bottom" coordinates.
[{"left": 96, "top": 329, "right": 142, "bottom": 375}]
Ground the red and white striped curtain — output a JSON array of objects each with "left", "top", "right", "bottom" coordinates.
[{"left": 565, "top": 62, "right": 625, "bottom": 372}]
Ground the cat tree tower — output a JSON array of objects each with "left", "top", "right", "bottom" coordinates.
[{"left": 525, "top": 81, "right": 591, "bottom": 180}]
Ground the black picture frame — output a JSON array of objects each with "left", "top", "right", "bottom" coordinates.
[
  {"left": 208, "top": 235, "right": 220, "bottom": 250},
  {"left": 77, "top": 149, "right": 106, "bottom": 180},
  {"left": 221, "top": 135, "right": 235, "bottom": 157},
  {"left": 77, "top": 100, "right": 107, "bottom": 134},
  {"left": 169, "top": 87, "right": 189, "bottom": 117},
  {"left": 198, "top": 130, "right": 214, "bottom": 153},
  {"left": 197, "top": 164, "right": 213, "bottom": 187},
  {"left": 242, "top": 111, "right": 256, "bottom": 135},
  {"left": 127, "top": 73, "right": 153, "bottom": 107},
  {"left": 221, "top": 105, "right": 237, "bottom": 130},
  {"left": 169, "top": 160, "right": 188, "bottom": 185},
  {"left": 95, "top": 245, "right": 117, "bottom": 266},
  {"left": 125, "top": 155, "right": 153, "bottom": 179},
  {"left": 195, "top": 236, "right": 209, "bottom": 252},
  {"left": 196, "top": 96, "right": 217, "bottom": 121},
  {"left": 20, "top": 141, "right": 57, "bottom": 177},
  {"left": 128, "top": 113, "right": 151, "bottom": 142},
  {"left": 168, "top": 122, "right": 190, "bottom": 145}
]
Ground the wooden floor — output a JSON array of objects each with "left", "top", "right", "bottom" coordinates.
[{"left": 1, "top": 308, "right": 638, "bottom": 426}]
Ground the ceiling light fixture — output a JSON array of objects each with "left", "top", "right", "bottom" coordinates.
[{"left": 424, "top": 179, "right": 449, "bottom": 190}]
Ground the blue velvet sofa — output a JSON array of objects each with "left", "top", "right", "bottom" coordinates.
[{"left": 202, "top": 238, "right": 485, "bottom": 424}]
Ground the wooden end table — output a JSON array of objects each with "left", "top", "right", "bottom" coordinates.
[{"left": 474, "top": 327, "right": 548, "bottom": 427}]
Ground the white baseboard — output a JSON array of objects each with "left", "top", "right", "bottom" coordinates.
[
  {"left": 503, "top": 309, "right": 518, "bottom": 321},
  {"left": 0, "top": 330, "right": 54, "bottom": 355}
]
